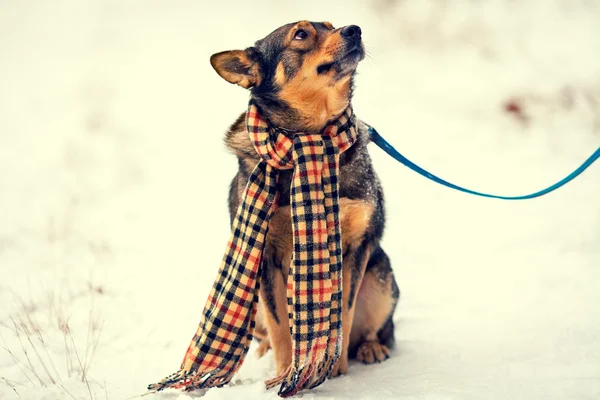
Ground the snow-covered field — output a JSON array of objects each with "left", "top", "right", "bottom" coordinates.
[{"left": 1, "top": 1, "right": 599, "bottom": 399}]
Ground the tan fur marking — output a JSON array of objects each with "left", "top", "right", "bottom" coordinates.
[
  {"left": 323, "top": 21, "right": 334, "bottom": 30},
  {"left": 259, "top": 269, "right": 292, "bottom": 375},
  {"left": 275, "top": 28, "right": 353, "bottom": 131},
  {"left": 264, "top": 199, "right": 374, "bottom": 261},
  {"left": 275, "top": 62, "right": 286, "bottom": 86},
  {"left": 264, "top": 206, "right": 293, "bottom": 277},
  {"left": 251, "top": 63, "right": 262, "bottom": 87},
  {"left": 254, "top": 304, "right": 271, "bottom": 358},
  {"left": 284, "top": 20, "right": 317, "bottom": 49},
  {"left": 256, "top": 339, "right": 271, "bottom": 358},
  {"left": 339, "top": 199, "right": 375, "bottom": 248},
  {"left": 278, "top": 74, "right": 351, "bottom": 131},
  {"left": 254, "top": 304, "right": 269, "bottom": 340}
]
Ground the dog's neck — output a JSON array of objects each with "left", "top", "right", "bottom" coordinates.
[
  {"left": 250, "top": 95, "right": 353, "bottom": 135},
  {"left": 250, "top": 72, "right": 355, "bottom": 134}
]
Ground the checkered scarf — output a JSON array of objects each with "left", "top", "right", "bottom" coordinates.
[{"left": 148, "top": 100, "right": 358, "bottom": 397}]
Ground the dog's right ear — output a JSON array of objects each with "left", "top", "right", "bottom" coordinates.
[{"left": 210, "top": 48, "right": 260, "bottom": 89}]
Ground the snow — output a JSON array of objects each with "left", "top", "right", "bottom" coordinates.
[{"left": 1, "top": 0, "right": 599, "bottom": 399}]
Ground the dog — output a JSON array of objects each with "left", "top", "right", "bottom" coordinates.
[{"left": 210, "top": 20, "right": 400, "bottom": 379}]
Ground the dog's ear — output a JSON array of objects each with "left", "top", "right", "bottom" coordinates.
[{"left": 210, "top": 48, "right": 260, "bottom": 89}]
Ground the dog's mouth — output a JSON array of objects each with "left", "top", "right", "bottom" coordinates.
[{"left": 317, "top": 46, "right": 364, "bottom": 76}]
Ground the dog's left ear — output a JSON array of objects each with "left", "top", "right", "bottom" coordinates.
[{"left": 210, "top": 48, "right": 260, "bottom": 89}]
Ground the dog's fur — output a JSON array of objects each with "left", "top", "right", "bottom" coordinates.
[{"left": 211, "top": 20, "right": 400, "bottom": 378}]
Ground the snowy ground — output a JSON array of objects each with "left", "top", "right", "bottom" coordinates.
[{"left": 1, "top": 1, "right": 599, "bottom": 399}]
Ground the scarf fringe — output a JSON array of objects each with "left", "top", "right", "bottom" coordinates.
[
  {"left": 310, "top": 352, "right": 336, "bottom": 388},
  {"left": 264, "top": 350, "right": 340, "bottom": 397},
  {"left": 148, "top": 367, "right": 235, "bottom": 392},
  {"left": 277, "top": 364, "right": 314, "bottom": 398}
]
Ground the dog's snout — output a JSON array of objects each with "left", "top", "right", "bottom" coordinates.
[{"left": 341, "top": 25, "right": 362, "bottom": 39}]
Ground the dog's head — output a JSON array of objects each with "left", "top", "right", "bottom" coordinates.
[{"left": 210, "top": 21, "right": 365, "bottom": 132}]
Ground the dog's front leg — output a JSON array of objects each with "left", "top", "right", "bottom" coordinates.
[
  {"left": 330, "top": 240, "right": 370, "bottom": 377},
  {"left": 259, "top": 255, "right": 293, "bottom": 376}
]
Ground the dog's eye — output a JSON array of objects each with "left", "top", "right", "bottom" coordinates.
[{"left": 294, "top": 29, "right": 308, "bottom": 40}]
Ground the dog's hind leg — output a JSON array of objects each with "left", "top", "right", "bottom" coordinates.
[{"left": 349, "top": 245, "right": 399, "bottom": 364}]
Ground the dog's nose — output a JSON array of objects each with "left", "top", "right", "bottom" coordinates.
[{"left": 341, "top": 25, "right": 362, "bottom": 39}]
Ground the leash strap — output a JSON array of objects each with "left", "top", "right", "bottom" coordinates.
[{"left": 368, "top": 126, "right": 600, "bottom": 200}]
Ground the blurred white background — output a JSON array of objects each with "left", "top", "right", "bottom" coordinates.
[{"left": 1, "top": 1, "right": 599, "bottom": 399}]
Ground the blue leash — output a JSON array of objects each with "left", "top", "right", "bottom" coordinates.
[{"left": 367, "top": 126, "right": 600, "bottom": 200}]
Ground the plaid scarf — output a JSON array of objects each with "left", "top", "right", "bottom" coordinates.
[{"left": 148, "top": 100, "right": 358, "bottom": 397}]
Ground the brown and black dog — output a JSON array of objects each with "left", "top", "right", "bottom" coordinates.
[{"left": 210, "top": 20, "right": 400, "bottom": 378}]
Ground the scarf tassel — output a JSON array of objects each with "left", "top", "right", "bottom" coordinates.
[
  {"left": 148, "top": 366, "right": 237, "bottom": 393},
  {"left": 264, "top": 351, "right": 338, "bottom": 397}
]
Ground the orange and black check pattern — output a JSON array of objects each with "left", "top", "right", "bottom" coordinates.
[{"left": 148, "top": 100, "right": 358, "bottom": 397}]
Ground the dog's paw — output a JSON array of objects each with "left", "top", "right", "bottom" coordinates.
[{"left": 356, "top": 341, "right": 390, "bottom": 364}]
